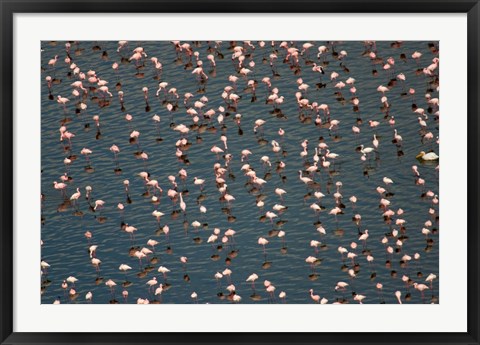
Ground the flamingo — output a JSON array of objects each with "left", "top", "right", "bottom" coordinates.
[
  {"left": 258, "top": 237, "right": 269, "bottom": 254},
  {"left": 309, "top": 289, "right": 320, "bottom": 303},
  {"left": 179, "top": 192, "right": 186, "bottom": 214},
  {"left": 298, "top": 170, "right": 313, "bottom": 184}
]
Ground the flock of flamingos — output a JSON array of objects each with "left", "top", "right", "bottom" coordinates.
[{"left": 41, "top": 40, "right": 439, "bottom": 304}]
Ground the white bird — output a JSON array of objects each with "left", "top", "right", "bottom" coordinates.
[
  {"left": 354, "top": 294, "right": 366, "bottom": 304},
  {"left": 246, "top": 273, "right": 259, "bottom": 283},
  {"left": 146, "top": 277, "right": 158, "bottom": 288},
  {"left": 275, "top": 188, "right": 287, "bottom": 198},
  {"left": 273, "top": 204, "right": 286, "bottom": 212},
  {"left": 298, "top": 170, "right": 313, "bottom": 184},
  {"left": 119, "top": 264, "right": 132, "bottom": 272},
  {"left": 360, "top": 145, "right": 374, "bottom": 155},
  {"left": 88, "top": 245, "right": 98, "bottom": 258},
  {"left": 383, "top": 177, "right": 394, "bottom": 185},
  {"left": 416, "top": 151, "right": 439, "bottom": 161},
  {"left": 66, "top": 276, "right": 78, "bottom": 284},
  {"left": 158, "top": 266, "right": 170, "bottom": 274},
  {"left": 335, "top": 281, "right": 349, "bottom": 290},
  {"left": 395, "top": 291, "right": 402, "bottom": 304},
  {"left": 155, "top": 284, "right": 164, "bottom": 295}
]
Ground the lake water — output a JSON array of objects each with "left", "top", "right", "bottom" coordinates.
[{"left": 41, "top": 41, "right": 439, "bottom": 304}]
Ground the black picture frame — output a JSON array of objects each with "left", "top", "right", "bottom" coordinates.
[{"left": 1, "top": 1, "right": 479, "bottom": 344}]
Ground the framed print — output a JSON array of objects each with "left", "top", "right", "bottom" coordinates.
[{"left": 1, "top": 1, "right": 479, "bottom": 344}]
